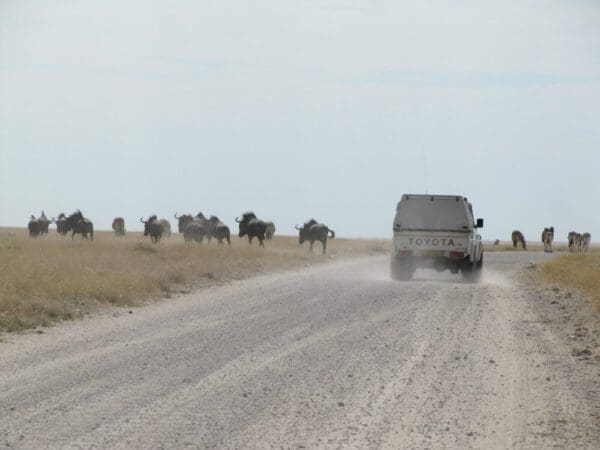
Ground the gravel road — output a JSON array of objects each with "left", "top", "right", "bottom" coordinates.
[{"left": 1, "top": 252, "right": 598, "bottom": 448}]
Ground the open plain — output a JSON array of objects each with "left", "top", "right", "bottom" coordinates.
[
  {"left": 1, "top": 251, "right": 598, "bottom": 448},
  {"left": 0, "top": 227, "right": 388, "bottom": 332}
]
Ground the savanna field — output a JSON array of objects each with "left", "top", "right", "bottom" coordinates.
[
  {"left": 1, "top": 228, "right": 599, "bottom": 334},
  {"left": 0, "top": 228, "right": 389, "bottom": 333}
]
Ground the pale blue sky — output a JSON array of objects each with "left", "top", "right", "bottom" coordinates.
[{"left": 1, "top": 0, "right": 599, "bottom": 240}]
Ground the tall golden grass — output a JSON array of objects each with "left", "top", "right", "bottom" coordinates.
[
  {"left": 0, "top": 227, "right": 389, "bottom": 332},
  {"left": 537, "top": 250, "right": 600, "bottom": 310}
]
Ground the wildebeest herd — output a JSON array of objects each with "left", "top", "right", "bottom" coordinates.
[
  {"left": 508, "top": 227, "right": 592, "bottom": 253},
  {"left": 29, "top": 211, "right": 93, "bottom": 240},
  {"left": 25, "top": 210, "right": 336, "bottom": 254}
]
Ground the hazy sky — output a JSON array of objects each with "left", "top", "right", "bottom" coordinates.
[{"left": 1, "top": 0, "right": 599, "bottom": 240}]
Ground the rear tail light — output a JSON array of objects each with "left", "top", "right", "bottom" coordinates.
[
  {"left": 449, "top": 251, "right": 465, "bottom": 258},
  {"left": 398, "top": 250, "right": 412, "bottom": 256}
]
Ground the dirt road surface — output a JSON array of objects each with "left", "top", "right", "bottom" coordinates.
[{"left": 1, "top": 252, "right": 598, "bottom": 448}]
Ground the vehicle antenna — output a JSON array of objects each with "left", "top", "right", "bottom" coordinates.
[{"left": 422, "top": 145, "right": 429, "bottom": 195}]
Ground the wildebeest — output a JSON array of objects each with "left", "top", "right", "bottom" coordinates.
[
  {"left": 568, "top": 231, "right": 582, "bottom": 253},
  {"left": 52, "top": 213, "right": 69, "bottom": 235},
  {"left": 236, "top": 212, "right": 267, "bottom": 247},
  {"left": 175, "top": 212, "right": 193, "bottom": 234},
  {"left": 581, "top": 232, "right": 591, "bottom": 252},
  {"left": 207, "top": 215, "right": 231, "bottom": 246},
  {"left": 112, "top": 217, "right": 125, "bottom": 236},
  {"left": 265, "top": 221, "right": 276, "bottom": 240},
  {"left": 37, "top": 211, "right": 50, "bottom": 235},
  {"left": 493, "top": 239, "right": 500, "bottom": 246},
  {"left": 511, "top": 230, "right": 526, "bottom": 249},
  {"left": 184, "top": 221, "right": 208, "bottom": 244},
  {"left": 141, "top": 215, "right": 163, "bottom": 243},
  {"left": 296, "top": 219, "right": 335, "bottom": 254},
  {"left": 193, "top": 212, "right": 231, "bottom": 246},
  {"left": 28, "top": 215, "right": 40, "bottom": 238},
  {"left": 542, "top": 227, "right": 554, "bottom": 253},
  {"left": 64, "top": 210, "right": 94, "bottom": 240},
  {"left": 159, "top": 219, "right": 171, "bottom": 237},
  {"left": 174, "top": 212, "right": 208, "bottom": 244}
]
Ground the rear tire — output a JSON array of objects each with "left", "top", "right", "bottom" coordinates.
[{"left": 462, "top": 254, "right": 483, "bottom": 282}]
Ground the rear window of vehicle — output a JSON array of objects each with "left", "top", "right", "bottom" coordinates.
[{"left": 395, "top": 196, "right": 471, "bottom": 231}]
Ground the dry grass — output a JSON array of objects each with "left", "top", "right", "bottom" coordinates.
[
  {"left": 0, "top": 227, "right": 389, "bottom": 333},
  {"left": 536, "top": 250, "right": 600, "bottom": 311},
  {"left": 484, "top": 241, "right": 572, "bottom": 252}
]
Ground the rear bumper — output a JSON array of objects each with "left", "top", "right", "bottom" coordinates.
[{"left": 392, "top": 254, "right": 469, "bottom": 272}]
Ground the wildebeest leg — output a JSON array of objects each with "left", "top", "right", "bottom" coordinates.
[
  {"left": 71, "top": 230, "right": 76, "bottom": 240},
  {"left": 322, "top": 238, "right": 327, "bottom": 254},
  {"left": 259, "top": 238, "right": 264, "bottom": 247},
  {"left": 226, "top": 236, "right": 231, "bottom": 246},
  {"left": 309, "top": 240, "right": 314, "bottom": 252}
]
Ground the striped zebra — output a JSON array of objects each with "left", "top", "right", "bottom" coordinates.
[
  {"left": 511, "top": 230, "right": 526, "bottom": 249},
  {"left": 581, "top": 233, "right": 591, "bottom": 252},
  {"left": 542, "top": 227, "right": 554, "bottom": 253},
  {"left": 568, "top": 231, "right": 582, "bottom": 253}
]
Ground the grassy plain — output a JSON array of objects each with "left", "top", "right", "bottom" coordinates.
[
  {"left": 0, "top": 227, "right": 389, "bottom": 333},
  {"left": 484, "top": 241, "right": 571, "bottom": 252},
  {"left": 536, "top": 249, "right": 600, "bottom": 311}
]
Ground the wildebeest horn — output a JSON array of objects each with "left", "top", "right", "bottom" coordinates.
[
  {"left": 235, "top": 216, "right": 242, "bottom": 223},
  {"left": 140, "top": 216, "right": 145, "bottom": 223},
  {"left": 295, "top": 224, "right": 302, "bottom": 230},
  {"left": 174, "top": 212, "right": 180, "bottom": 219}
]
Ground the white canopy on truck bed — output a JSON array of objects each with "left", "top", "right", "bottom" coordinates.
[{"left": 394, "top": 194, "right": 474, "bottom": 232}]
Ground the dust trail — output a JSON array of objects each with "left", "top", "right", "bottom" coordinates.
[{"left": 480, "top": 269, "right": 513, "bottom": 287}]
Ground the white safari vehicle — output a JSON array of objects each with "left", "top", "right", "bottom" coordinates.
[{"left": 391, "top": 194, "right": 484, "bottom": 281}]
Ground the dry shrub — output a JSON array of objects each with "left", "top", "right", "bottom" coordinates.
[
  {"left": 537, "top": 250, "right": 600, "bottom": 310},
  {"left": 0, "top": 228, "right": 389, "bottom": 332}
]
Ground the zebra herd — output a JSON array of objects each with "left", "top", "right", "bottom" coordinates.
[
  {"left": 510, "top": 227, "right": 592, "bottom": 253},
  {"left": 26, "top": 210, "right": 337, "bottom": 253},
  {"left": 568, "top": 231, "right": 592, "bottom": 253}
]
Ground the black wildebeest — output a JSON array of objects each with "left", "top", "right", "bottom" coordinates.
[
  {"left": 28, "top": 215, "right": 40, "bottom": 238},
  {"left": 511, "top": 230, "right": 526, "bottom": 249},
  {"left": 265, "top": 221, "right": 276, "bottom": 240},
  {"left": 37, "top": 211, "right": 50, "bottom": 235},
  {"left": 296, "top": 219, "right": 335, "bottom": 254},
  {"left": 236, "top": 212, "right": 267, "bottom": 247},
  {"left": 112, "top": 217, "right": 126, "bottom": 236},
  {"left": 141, "top": 215, "right": 163, "bottom": 244},
  {"left": 64, "top": 210, "right": 94, "bottom": 240},
  {"left": 174, "top": 212, "right": 208, "bottom": 244}
]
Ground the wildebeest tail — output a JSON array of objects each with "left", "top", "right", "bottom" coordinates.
[{"left": 328, "top": 229, "right": 335, "bottom": 238}]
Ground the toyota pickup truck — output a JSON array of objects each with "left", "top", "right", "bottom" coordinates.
[{"left": 391, "top": 194, "right": 484, "bottom": 281}]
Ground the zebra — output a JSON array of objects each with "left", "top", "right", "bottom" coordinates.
[
  {"left": 511, "top": 230, "right": 526, "bottom": 250},
  {"left": 568, "top": 231, "right": 582, "bottom": 253},
  {"left": 542, "top": 227, "right": 554, "bottom": 253},
  {"left": 581, "top": 233, "right": 591, "bottom": 252}
]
